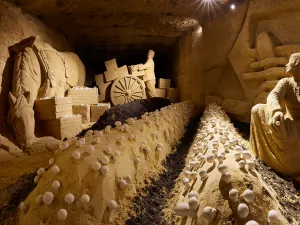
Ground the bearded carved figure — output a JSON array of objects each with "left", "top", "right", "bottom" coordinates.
[
  {"left": 250, "top": 53, "right": 300, "bottom": 177},
  {"left": 7, "top": 36, "right": 86, "bottom": 149}
]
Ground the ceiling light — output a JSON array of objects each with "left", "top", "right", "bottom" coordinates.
[{"left": 230, "top": 4, "right": 236, "bottom": 10}]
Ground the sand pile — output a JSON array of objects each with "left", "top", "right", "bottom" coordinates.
[
  {"left": 18, "top": 101, "right": 194, "bottom": 225},
  {"left": 166, "top": 103, "right": 293, "bottom": 225}
]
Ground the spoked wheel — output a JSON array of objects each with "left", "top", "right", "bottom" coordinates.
[{"left": 110, "top": 75, "right": 145, "bottom": 105}]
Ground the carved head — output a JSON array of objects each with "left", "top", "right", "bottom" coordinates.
[
  {"left": 286, "top": 53, "right": 300, "bottom": 82},
  {"left": 8, "top": 92, "right": 35, "bottom": 148},
  {"left": 147, "top": 50, "right": 155, "bottom": 59}
]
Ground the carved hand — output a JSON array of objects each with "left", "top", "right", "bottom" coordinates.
[{"left": 272, "top": 111, "right": 284, "bottom": 126}]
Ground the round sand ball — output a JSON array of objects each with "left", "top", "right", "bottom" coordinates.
[
  {"left": 174, "top": 202, "right": 189, "bottom": 217},
  {"left": 34, "top": 175, "right": 40, "bottom": 183},
  {"left": 247, "top": 160, "right": 255, "bottom": 170},
  {"left": 115, "top": 121, "right": 122, "bottom": 126},
  {"left": 87, "top": 145, "right": 95, "bottom": 154},
  {"left": 52, "top": 180, "right": 61, "bottom": 190},
  {"left": 86, "top": 129, "right": 94, "bottom": 136},
  {"left": 100, "top": 155, "right": 109, "bottom": 165},
  {"left": 37, "top": 167, "right": 45, "bottom": 176},
  {"left": 95, "top": 137, "right": 101, "bottom": 144},
  {"left": 188, "top": 197, "right": 199, "bottom": 210},
  {"left": 62, "top": 141, "right": 69, "bottom": 150},
  {"left": 124, "top": 175, "right": 133, "bottom": 184},
  {"left": 36, "top": 195, "right": 43, "bottom": 205},
  {"left": 94, "top": 130, "right": 103, "bottom": 137},
  {"left": 202, "top": 206, "right": 217, "bottom": 222},
  {"left": 217, "top": 164, "right": 228, "bottom": 175},
  {"left": 126, "top": 118, "right": 135, "bottom": 125},
  {"left": 229, "top": 189, "right": 239, "bottom": 202},
  {"left": 188, "top": 191, "right": 198, "bottom": 199},
  {"left": 108, "top": 200, "right": 118, "bottom": 211},
  {"left": 217, "top": 154, "right": 224, "bottom": 164},
  {"left": 81, "top": 194, "right": 90, "bottom": 205},
  {"left": 237, "top": 203, "right": 249, "bottom": 218},
  {"left": 134, "top": 158, "right": 141, "bottom": 165},
  {"left": 243, "top": 151, "right": 252, "bottom": 160},
  {"left": 52, "top": 165, "right": 60, "bottom": 174},
  {"left": 239, "top": 160, "right": 247, "bottom": 169},
  {"left": 212, "top": 149, "right": 218, "bottom": 156},
  {"left": 185, "top": 170, "right": 192, "bottom": 179},
  {"left": 276, "top": 121, "right": 280, "bottom": 126},
  {"left": 92, "top": 162, "right": 102, "bottom": 171},
  {"left": 49, "top": 158, "right": 55, "bottom": 165},
  {"left": 57, "top": 209, "right": 68, "bottom": 220},
  {"left": 64, "top": 193, "right": 75, "bottom": 204},
  {"left": 222, "top": 172, "right": 232, "bottom": 184},
  {"left": 72, "top": 151, "right": 81, "bottom": 160},
  {"left": 76, "top": 140, "right": 83, "bottom": 147},
  {"left": 268, "top": 210, "right": 281, "bottom": 224},
  {"left": 80, "top": 137, "right": 86, "bottom": 144},
  {"left": 206, "top": 154, "right": 215, "bottom": 163},
  {"left": 235, "top": 152, "right": 242, "bottom": 160},
  {"left": 246, "top": 220, "right": 259, "bottom": 225},
  {"left": 104, "top": 147, "right": 112, "bottom": 155},
  {"left": 20, "top": 202, "right": 28, "bottom": 213},
  {"left": 182, "top": 178, "right": 190, "bottom": 188},
  {"left": 43, "top": 191, "right": 54, "bottom": 205},
  {"left": 118, "top": 178, "right": 128, "bottom": 190},
  {"left": 243, "top": 189, "right": 254, "bottom": 203},
  {"left": 101, "top": 165, "right": 109, "bottom": 175},
  {"left": 200, "top": 155, "right": 206, "bottom": 162}
]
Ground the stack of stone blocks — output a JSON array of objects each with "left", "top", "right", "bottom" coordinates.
[
  {"left": 157, "top": 78, "right": 179, "bottom": 103},
  {"left": 95, "top": 58, "right": 136, "bottom": 102},
  {"left": 34, "top": 88, "right": 111, "bottom": 140}
]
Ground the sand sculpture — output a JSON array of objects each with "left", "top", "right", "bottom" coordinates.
[
  {"left": 131, "top": 50, "right": 157, "bottom": 98},
  {"left": 18, "top": 101, "right": 193, "bottom": 225},
  {"left": 95, "top": 51, "right": 179, "bottom": 105},
  {"left": 250, "top": 53, "right": 300, "bottom": 177},
  {"left": 7, "top": 36, "right": 86, "bottom": 148},
  {"left": 167, "top": 104, "right": 290, "bottom": 224}
]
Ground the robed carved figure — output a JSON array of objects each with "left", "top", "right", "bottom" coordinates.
[{"left": 250, "top": 53, "right": 300, "bottom": 177}]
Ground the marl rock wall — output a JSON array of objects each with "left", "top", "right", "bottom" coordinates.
[{"left": 172, "top": 0, "right": 248, "bottom": 121}]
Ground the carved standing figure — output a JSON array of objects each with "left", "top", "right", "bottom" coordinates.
[
  {"left": 7, "top": 36, "right": 85, "bottom": 149},
  {"left": 137, "top": 50, "right": 157, "bottom": 98},
  {"left": 250, "top": 53, "right": 300, "bottom": 177}
]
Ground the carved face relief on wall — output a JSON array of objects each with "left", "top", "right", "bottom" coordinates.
[
  {"left": 286, "top": 53, "right": 300, "bottom": 83},
  {"left": 8, "top": 92, "right": 35, "bottom": 148}
]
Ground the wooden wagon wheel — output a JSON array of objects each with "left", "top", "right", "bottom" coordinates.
[{"left": 110, "top": 75, "right": 145, "bottom": 105}]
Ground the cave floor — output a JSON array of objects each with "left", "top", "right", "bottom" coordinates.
[{"left": 0, "top": 115, "right": 300, "bottom": 224}]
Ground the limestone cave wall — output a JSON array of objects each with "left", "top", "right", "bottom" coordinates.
[
  {"left": 173, "top": 0, "right": 300, "bottom": 122},
  {"left": 0, "top": 1, "right": 72, "bottom": 143},
  {"left": 172, "top": 0, "right": 249, "bottom": 120}
]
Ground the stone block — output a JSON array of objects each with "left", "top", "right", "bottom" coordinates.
[
  {"left": 155, "top": 88, "right": 166, "bottom": 98},
  {"left": 34, "top": 97, "right": 72, "bottom": 120},
  {"left": 90, "top": 103, "right": 111, "bottom": 122},
  {"left": 41, "top": 115, "right": 82, "bottom": 140},
  {"left": 67, "top": 87, "right": 98, "bottom": 105},
  {"left": 104, "top": 70, "right": 118, "bottom": 82},
  {"left": 158, "top": 78, "right": 171, "bottom": 88},
  {"left": 95, "top": 73, "right": 112, "bottom": 95},
  {"left": 166, "top": 88, "right": 179, "bottom": 103},
  {"left": 72, "top": 104, "right": 90, "bottom": 123},
  {"left": 257, "top": 32, "right": 275, "bottom": 60},
  {"left": 117, "top": 65, "right": 129, "bottom": 76},
  {"left": 104, "top": 58, "right": 118, "bottom": 71}
]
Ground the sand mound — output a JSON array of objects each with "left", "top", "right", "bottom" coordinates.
[{"left": 18, "top": 101, "right": 193, "bottom": 225}]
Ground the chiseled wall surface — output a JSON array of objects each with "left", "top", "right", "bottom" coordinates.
[
  {"left": 172, "top": 0, "right": 249, "bottom": 114},
  {"left": 0, "top": 1, "right": 72, "bottom": 142}
]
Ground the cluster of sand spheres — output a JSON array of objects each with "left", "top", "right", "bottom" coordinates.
[
  {"left": 18, "top": 101, "right": 193, "bottom": 225},
  {"left": 170, "top": 104, "right": 290, "bottom": 225}
]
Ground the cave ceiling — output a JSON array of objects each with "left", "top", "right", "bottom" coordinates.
[{"left": 9, "top": 0, "right": 245, "bottom": 59}]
